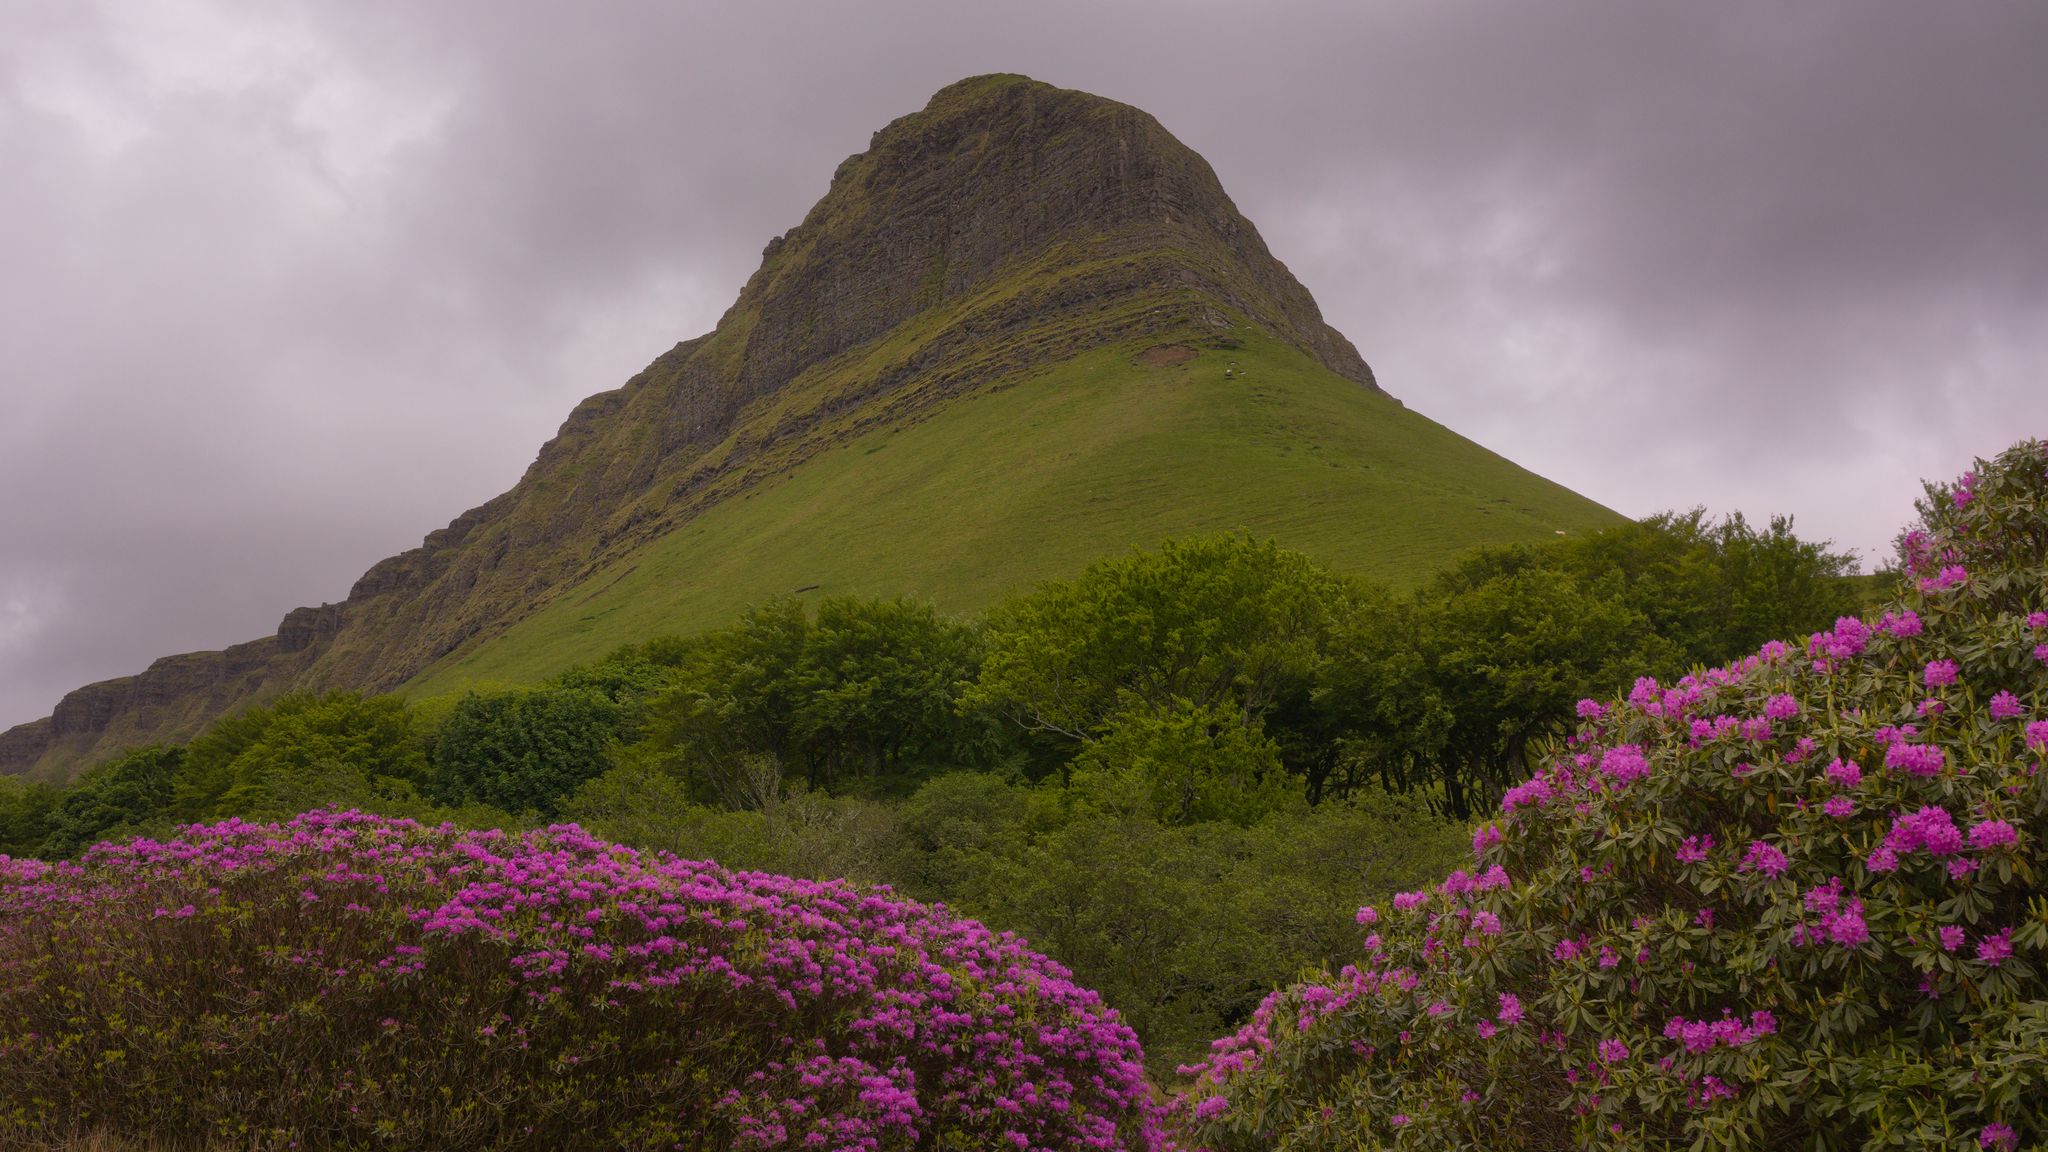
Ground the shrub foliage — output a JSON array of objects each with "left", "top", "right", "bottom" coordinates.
[
  {"left": 1175, "top": 440, "right": 2048, "bottom": 1151},
  {"left": 0, "top": 811, "right": 1163, "bottom": 1151}
]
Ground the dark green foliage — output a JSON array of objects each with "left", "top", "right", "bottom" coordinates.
[
  {"left": 1530, "top": 508, "right": 1864, "bottom": 668},
  {"left": 0, "top": 776, "right": 58, "bottom": 858},
  {"left": 428, "top": 688, "right": 622, "bottom": 816},
  {"left": 936, "top": 789, "right": 1464, "bottom": 1075},
  {"left": 563, "top": 766, "right": 1465, "bottom": 1078},
  {"left": 969, "top": 533, "right": 1358, "bottom": 821},
  {"left": 544, "top": 645, "right": 684, "bottom": 701},
  {"left": 1325, "top": 565, "right": 1671, "bottom": 816},
  {"left": 1324, "top": 513, "right": 1863, "bottom": 815},
  {"left": 172, "top": 692, "right": 428, "bottom": 821},
  {"left": 649, "top": 596, "right": 986, "bottom": 799},
  {"left": 41, "top": 746, "right": 184, "bottom": 858}
]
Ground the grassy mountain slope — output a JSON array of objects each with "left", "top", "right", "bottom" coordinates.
[
  {"left": 4, "top": 73, "right": 1616, "bottom": 780},
  {"left": 409, "top": 331, "right": 1618, "bottom": 694}
]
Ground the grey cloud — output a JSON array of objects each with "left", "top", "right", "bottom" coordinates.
[{"left": 3, "top": 0, "right": 2045, "bottom": 727}]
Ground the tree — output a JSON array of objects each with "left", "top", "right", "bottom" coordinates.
[
  {"left": 41, "top": 745, "right": 184, "bottom": 857},
  {"left": 1327, "top": 564, "right": 1670, "bottom": 816},
  {"left": 428, "top": 687, "right": 622, "bottom": 816},
  {"left": 0, "top": 775, "right": 58, "bottom": 858},
  {"left": 649, "top": 597, "right": 985, "bottom": 799},
  {"left": 967, "top": 534, "right": 1361, "bottom": 810},
  {"left": 1322, "top": 513, "right": 1863, "bottom": 817},
  {"left": 173, "top": 693, "right": 428, "bottom": 821}
]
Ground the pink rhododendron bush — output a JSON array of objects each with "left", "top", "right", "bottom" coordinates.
[
  {"left": 0, "top": 811, "right": 1163, "bottom": 1151},
  {"left": 1176, "top": 439, "right": 2048, "bottom": 1152}
]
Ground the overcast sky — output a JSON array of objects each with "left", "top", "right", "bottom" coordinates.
[{"left": 3, "top": 1, "right": 2045, "bottom": 730}]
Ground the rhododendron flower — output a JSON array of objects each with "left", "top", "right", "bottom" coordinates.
[
  {"left": 1923, "top": 659, "right": 1960, "bottom": 688},
  {"left": 1940, "top": 925, "right": 1966, "bottom": 952},
  {"left": 1976, "top": 927, "right": 2014, "bottom": 968},
  {"left": 2030, "top": 721, "right": 2048, "bottom": 753},
  {"left": 1475, "top": 1020, "right": 1496, "bottom": 1039},
  {"left": 1576, "top": 699, "right": 1608, "bottom": 721},
  {"left": 1600, "top": 745, "right": 1651, "bottom": 785},
  {"left": 1676, "top": 835, "right": 1714, "bottom": 864},
  {"left": 1822, "top": 795, "right": 1854, "bottom": 819},
  {"left": 1987, "top": 691, "right": 2026, "bottom": 720},
  {"left": 1878, "top": 610, "right": 1923, "bottom": 637},
  {"left": 1741, "top": 840, "right": 1790, "bottom": 878},
  {"left": 1596, "top": 1039, "right": 1629, "bottom": 1064},
  {"left": 1472, "top": 824, "right": 1503, "bottom": 857},
  {"left": 1886, "top": 806, "right": 1963, "bottom": 857},
  {"left": 1496, "top": 993, "right": 1524, "bottom": 1026},
  {"left": 1825, "top": 758, "right": 1863, "bottom": 788},
  {"left": 1763, "top": 694, "right": 1800, "bottom": 721},
  {"left": 1980, "top": 1122, "right": 2018, "bottom": 1151},
  {"left": 1355, "top": 906, "right": 1379, "bottom": 925},
  {"left": 1810, "top": 617, "right": 1869, "bottom": 661},
  {"left": 1391, "top": 891, "right": 1429, "bottom": 913},
  {"left": 1968, "top": 820, "right": 2019, "bottom": 850},
  {"left": 1192, "top": 1096, "right": 1228, "bottom": 1121},
  {"left": 2035, "top": 643, "right": 2048, "bottom": 664},
  {"left": 2028, "top": 611, "right": 2048, "bottom": 629},
  {"left": 1663, "top": 1012, "right": 1772, "bottom": 1053},
  {"left": 1884, "top": 742, "right": 1946, "bottom": 777},
  {"left": 1825, "top": 901, "right": 1870, "bottom": 947},
  {"left": 1920, "top": 565, "right": 1969, "bottom": 592}
]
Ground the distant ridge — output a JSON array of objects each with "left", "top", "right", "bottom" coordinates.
[{"left": 3, "top": 74, "right": 1618, "bottom": 781}]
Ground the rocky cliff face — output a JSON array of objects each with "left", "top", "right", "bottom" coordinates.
[{"left": 2, "top": 73, "right": 1383, "bottom": 781}]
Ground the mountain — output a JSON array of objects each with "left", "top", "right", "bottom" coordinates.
[{"left": 1, "top": 74, "right": 1621, "bottom": 781}]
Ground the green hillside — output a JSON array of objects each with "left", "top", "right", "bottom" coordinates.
[{"left": 407, "top": 331, "right": 1620, "bottom": 696}]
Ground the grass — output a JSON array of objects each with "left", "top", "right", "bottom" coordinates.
[{"left": 405, "top": 331, "right": 1620, "bottom": 696}]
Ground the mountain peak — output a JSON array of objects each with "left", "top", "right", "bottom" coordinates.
[
  {"left": 3, "top": 76, "right": 1445, "bottom": 780},
  {"left": 731, "top": 73, "right": 1379, "bottom": 395}
]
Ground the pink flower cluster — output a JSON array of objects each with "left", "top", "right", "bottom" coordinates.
[
  {"left": 1919, "top": 565, "right": 1969, "bottom": 593},
  {"left": 1865, "top": 806, "right": 1965, "bottom": 873},
  {"left": 1883, "top": 741, "right": 1946, "bottom": 778},
  {"left": 0, "top": 811, "right": 1164, "bottom": 1151},
  {"left": 1809, "top": 616, "right": 1869, "bottom": 663},
  {"left": 1797, "top": 877, "right": 1869, "bottom": 947},
  {"left": 1662, "top": 1011, "right": 1776, "bottom": 1054},
  {"left": 1741, "top": 840, "right": 1789, "bottom": 878}
]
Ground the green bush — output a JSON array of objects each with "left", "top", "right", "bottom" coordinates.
[{"left": 429, "top": 687, "right": 622, "bottom": 815}]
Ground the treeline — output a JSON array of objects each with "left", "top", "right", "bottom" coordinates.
[
  {"left": 0, "top": 511, "right": 1869, "bottom": 1071},
  {"left": 3, "top": 510, "right": 1871, "bottom": 848}
]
